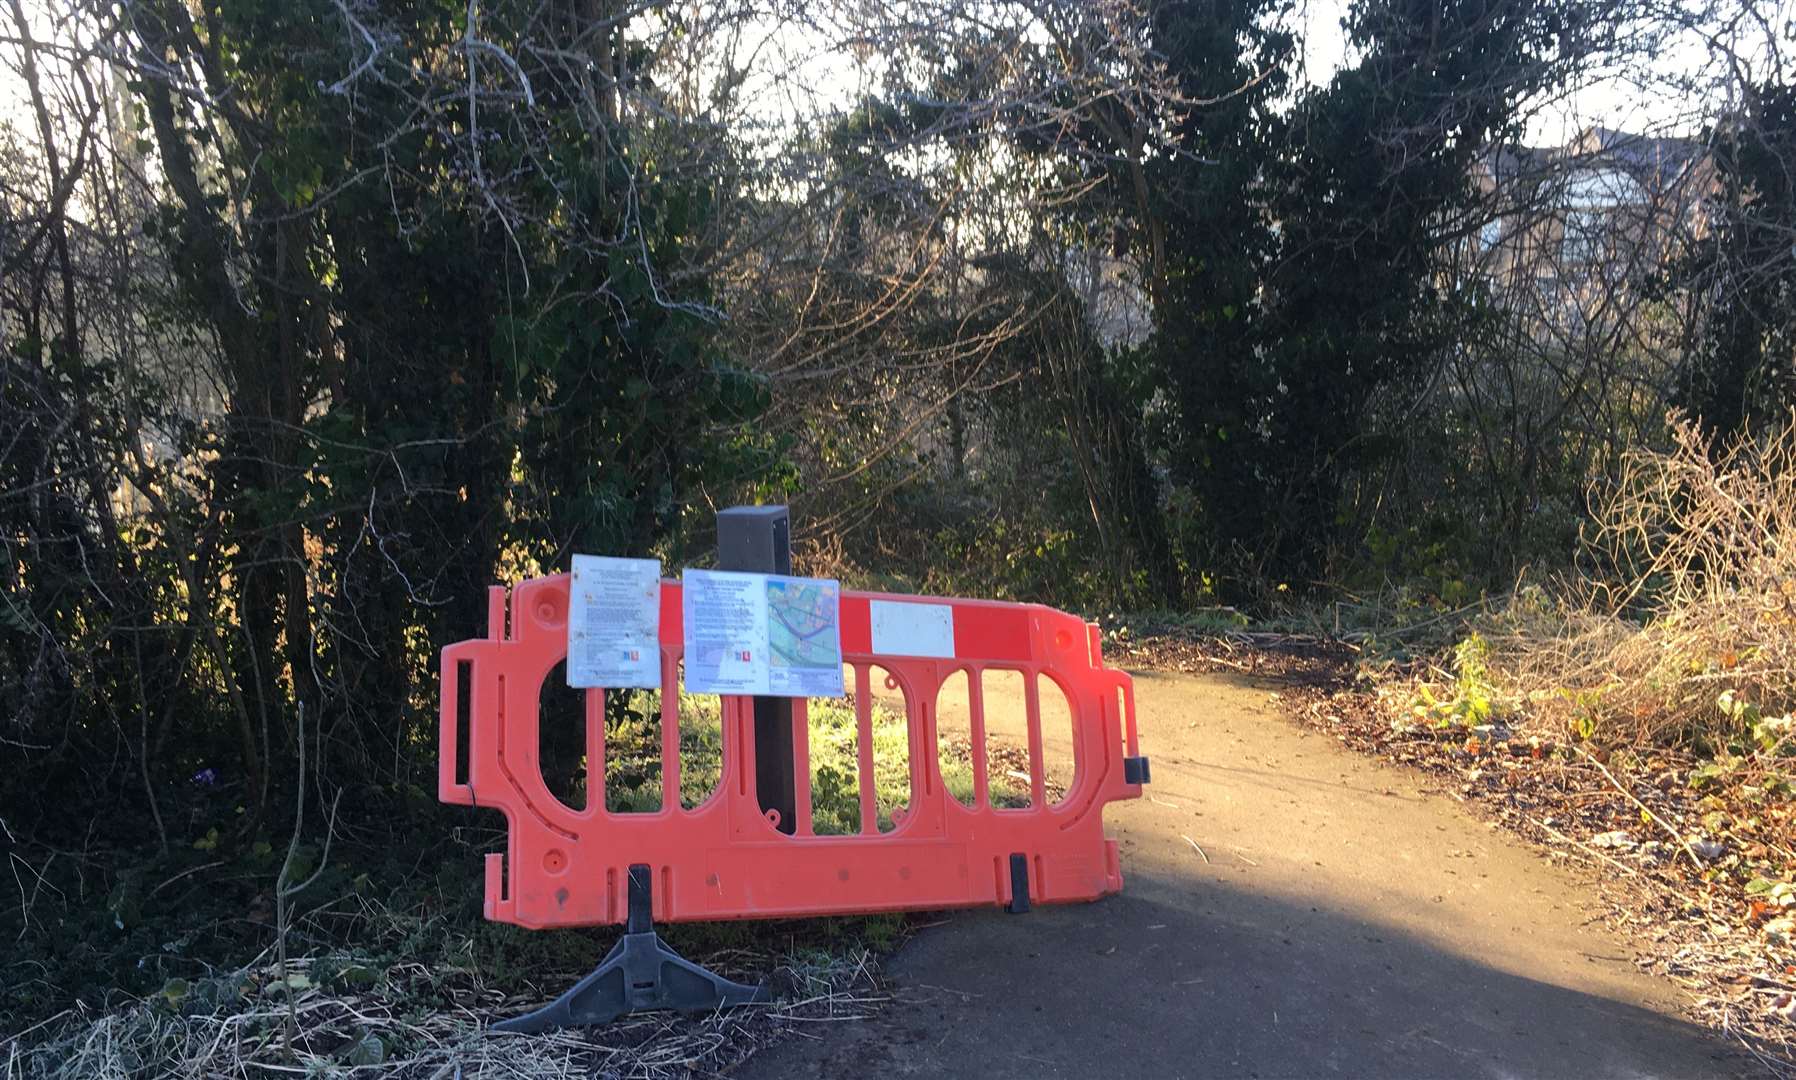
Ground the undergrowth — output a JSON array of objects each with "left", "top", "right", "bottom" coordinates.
[
  {"left": 1399, "top": 412, "right": 1796, "bottom": 753},
  {"left": 0, "top": 701, "right": 888, "bottom": 1052},
  {"left": 2, "top": 678, "right": 1044, "bottom": 1070}
]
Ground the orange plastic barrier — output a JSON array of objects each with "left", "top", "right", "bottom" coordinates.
[{"left": 439, "top": 575, "right": 1147, "bottom": 928}]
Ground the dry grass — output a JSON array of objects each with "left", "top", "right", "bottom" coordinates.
[
  {"left": 1281, "top": 414, "right": 1796, "bottom": 1074},
  {"left": 1469, "top": 412, "right": 1796, "bottom": 750},
  {"left": 1, "top": 938, "right": 883, "bottom": 1078}
]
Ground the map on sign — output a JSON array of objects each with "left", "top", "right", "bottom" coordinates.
[
  {"left": 682, "top": 570, "right": 843, "bottom": 697},
  {"left": 766, "top": 578, "right": 842, "bottom": 695}
]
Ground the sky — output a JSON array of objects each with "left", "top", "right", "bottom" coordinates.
[
  {"left": 1293, "top": 0, "right": 1753, "bottom": 145},
  {"left": 2, "top": 1, "right": 1776, "bottom": 163},
  {"left": 718, "top": 0, "right": 1752, "bottom": 151}
]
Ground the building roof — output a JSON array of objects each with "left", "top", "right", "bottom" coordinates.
[{"left": 1570, "top": 126, "right": 1703, "bottom": 191}]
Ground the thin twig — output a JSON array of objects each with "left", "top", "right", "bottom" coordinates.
[
  {"left": 1569, "top": 743, "right": 1703, "bottom": 869},
  {"left": 148, "top": 860, "right": 226, "bottom": 900},
  {"left": 1529, "top": 817, "right": 1640, "bottom": 878}
]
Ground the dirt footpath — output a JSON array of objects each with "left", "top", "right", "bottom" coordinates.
[{"left": 740, "top": 670, "right": 1745, "bottom": 1079}]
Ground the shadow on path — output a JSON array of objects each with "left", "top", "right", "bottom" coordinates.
[
  {"left": 740, "top": 876, "right": 1740, "bottom": 1079},
  {"left": 734, "top": 670, "right": 1750, "bottom": 1078}
]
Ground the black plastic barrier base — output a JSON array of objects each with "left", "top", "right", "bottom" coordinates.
[{"left": 492, "top": 865, "right": 768, "bottom": 1033}]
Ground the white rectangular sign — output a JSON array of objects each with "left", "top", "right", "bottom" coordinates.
[
  {"left": 566, "top": 555, "right": 662, "bottom": 689},
  {"left": 682, "top": 569, "right": 844, "bottom": 697},
  {"left": 869, "top": 599, "right": 956, "bottom": 658}
]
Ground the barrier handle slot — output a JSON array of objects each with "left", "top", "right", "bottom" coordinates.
[
  {"left": 440, "top": 654, "right": 474, "bottom": 802},
  {"left": 585, "top": 687, "right": 605, "bottom": 815},
  {"left": 1024, "top": 672, "right": 1046, "bottom": 809},
  {"left": 1121, "top": 677, "right": 1140, "bottom": 756},
  {"left": 660, "top": 652, "right": 681, "bottom": 813},
  {"left": 969, "top": 668, "right": 990, "bottom": 811},
  {"left": 791, "top": 700, "right": 814, "bottom": 837},
  {"left": 855, "top": 664, "right": 877, "bottom": 835},
  {"left": 1117, "top": 675, "right": 1150, "bottom": 785}
]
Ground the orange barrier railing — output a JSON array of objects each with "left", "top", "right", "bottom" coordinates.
[{"left": 440, "top": 574, "right": 1147, "bottom": 928}]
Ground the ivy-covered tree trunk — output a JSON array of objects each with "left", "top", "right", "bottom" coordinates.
[{"left": 1677, "top": 82, "right": 1796, "bottom": 434}]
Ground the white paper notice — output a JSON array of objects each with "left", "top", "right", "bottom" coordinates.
[
  {"left": 869, "top": 599, "right": 955, "bottom": 658},
  {"left": 567, "top": 555, "right": 662, "bottom": 688},
  {"left": 682, "top": 570, "right": 844, "bottom": 697},
  {"left": 680, "top": 570, "right": 767, "bottom": 694}
]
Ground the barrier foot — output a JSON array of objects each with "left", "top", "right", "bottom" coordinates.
[{"left": 491, "top": 865, "right": 767, "bottom": 1033}]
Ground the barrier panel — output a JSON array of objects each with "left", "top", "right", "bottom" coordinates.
[{"left": 439, "top": 573, "right": 1148, "bottom": 1027}]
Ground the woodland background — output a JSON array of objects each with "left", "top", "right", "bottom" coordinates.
[{"left": 3, "top": 0, "right": 1795, "bottom": 1046}]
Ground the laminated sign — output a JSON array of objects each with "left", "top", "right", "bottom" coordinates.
[
  {"left": 566, "top": 555, "right": 661, "bottom": 688},
  {"left": 681, "top": 569, "right": 844, "bottom": 697}
]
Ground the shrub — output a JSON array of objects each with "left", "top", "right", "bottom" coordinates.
[{"left": 1446, "top": 412, "right": 1796, "bottom": 750}]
